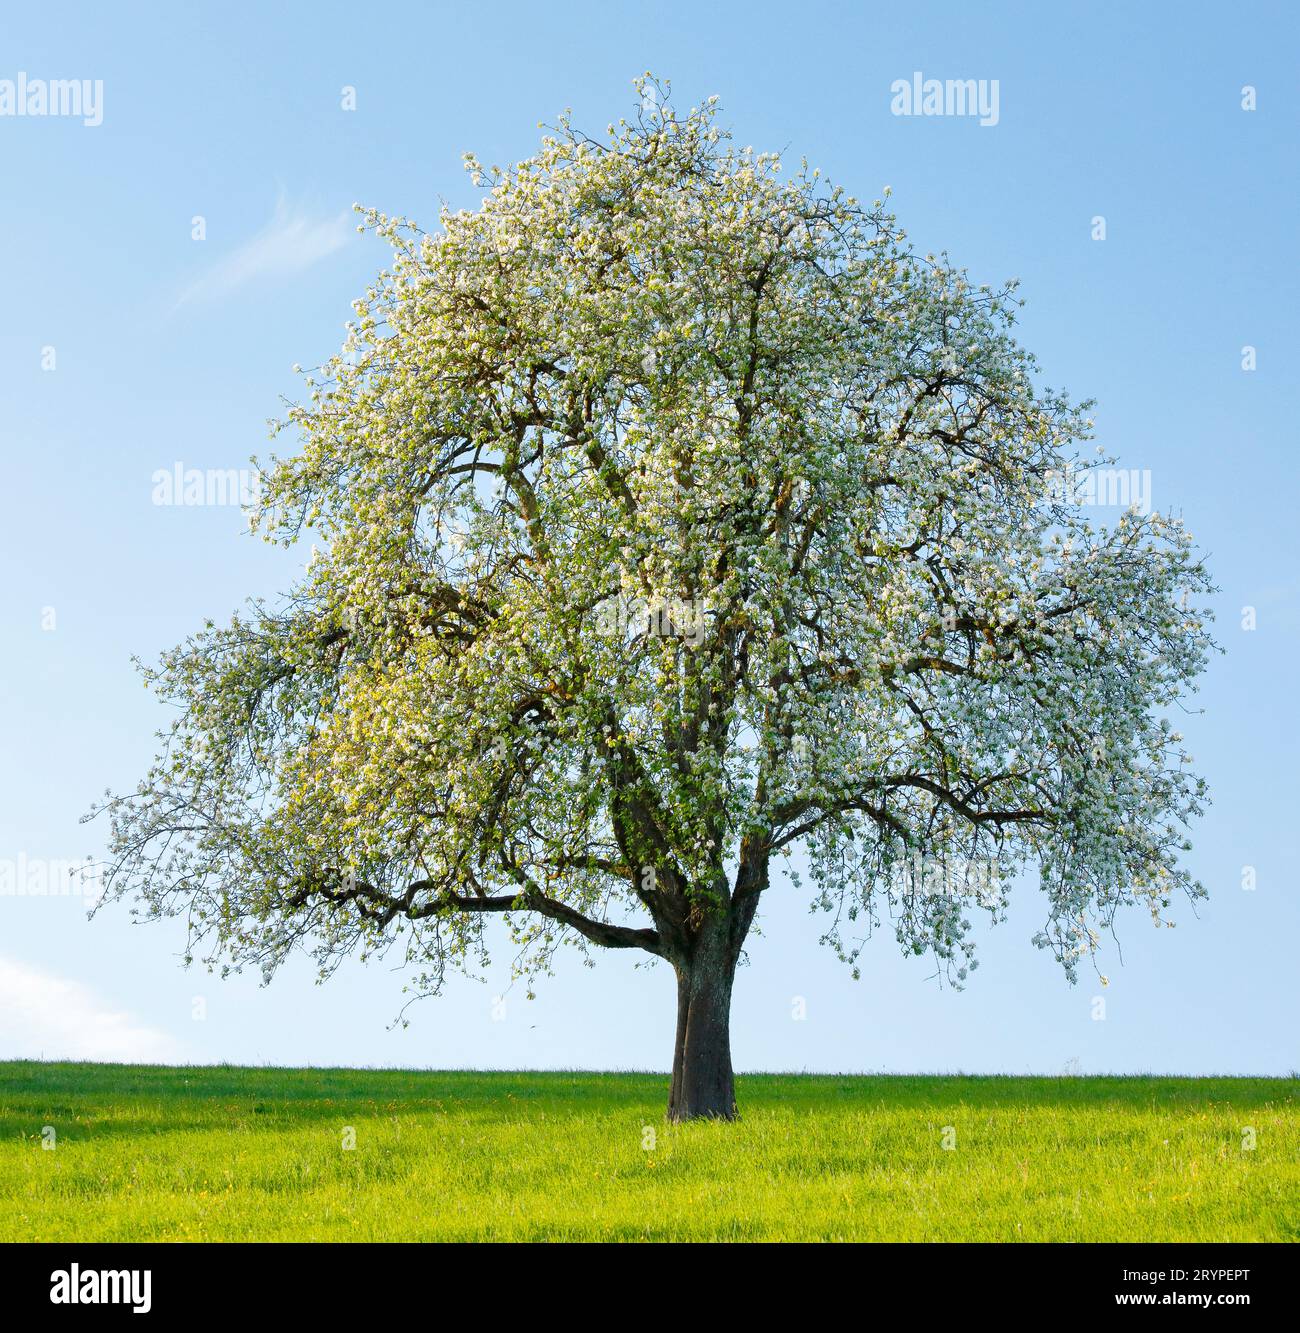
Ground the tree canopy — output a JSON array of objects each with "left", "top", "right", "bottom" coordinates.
[{"left": 96, "top": 79, "right": 1214, "bottom": 1118}]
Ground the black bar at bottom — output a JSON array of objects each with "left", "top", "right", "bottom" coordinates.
[{"left": 0, "top": 1241, "right": 1281, "bottom": 1316}]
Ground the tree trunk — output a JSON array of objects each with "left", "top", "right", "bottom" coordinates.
[{"left": 667, "top": 924, "right": 737, "bottom": 1122}]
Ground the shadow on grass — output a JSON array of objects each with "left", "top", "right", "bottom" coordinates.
[{"left": 0, "top": 1061, "right": 1294, "bottom": 1147}]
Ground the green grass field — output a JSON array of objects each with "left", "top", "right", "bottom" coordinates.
[{"left": 1, "top": 1062, "right": 1295, "bottom": 1241}]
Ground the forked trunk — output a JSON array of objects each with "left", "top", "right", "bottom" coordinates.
[{"left": 668, "top": 930, "right": 737, "bottom": 1121}]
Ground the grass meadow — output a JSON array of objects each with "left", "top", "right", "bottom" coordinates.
[{"left": 1, "top": 1062, "right": 1296, "bottom": 1242}]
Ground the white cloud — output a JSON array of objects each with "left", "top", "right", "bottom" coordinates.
[
  {"left": 176, "top": 194, "right": 352, "bottom": 306},
  {"left": 0, "top": 956, "right": 184, "bottom": 1062}
]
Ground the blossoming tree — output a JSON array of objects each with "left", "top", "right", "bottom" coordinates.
[{"left": 97, "top": 81, "right": 1213, "bottom": 1120}]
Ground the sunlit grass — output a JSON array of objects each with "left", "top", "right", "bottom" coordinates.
[{"left": 1, "top": 1062, "right": 1295, "bottom": 1241}]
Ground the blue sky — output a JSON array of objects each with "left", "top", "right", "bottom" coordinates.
[{"left": 1, "top": 0, "right": 1296, "bottom": 1074}]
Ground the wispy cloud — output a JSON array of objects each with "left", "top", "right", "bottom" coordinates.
[
  {"left": 0, "top": 956, "right": 184, "bottom": 1062},
  {"left": 176, "top": 194, "right": 352, "bottom": 307}
]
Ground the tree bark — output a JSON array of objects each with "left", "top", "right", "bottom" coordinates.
[{"left": 667, "top": 920, "right": 737, "bottom": 1121}]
